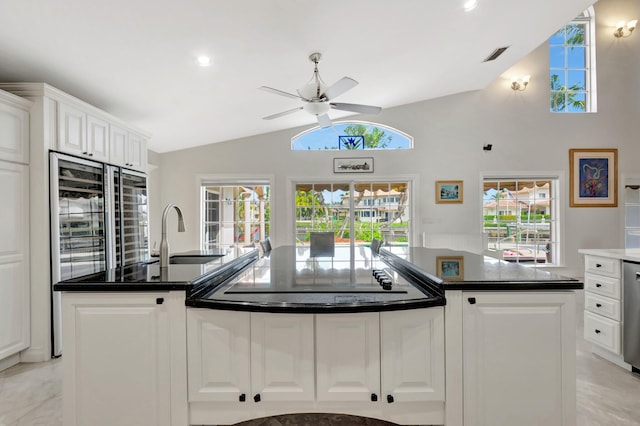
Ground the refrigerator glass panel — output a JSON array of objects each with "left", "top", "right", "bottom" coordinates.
[
  {"left": 56, "top": 158, "right": 106, "bottom": 281},
  {"left": 120, "top": 171, "right": 148, "bottom": 265}
]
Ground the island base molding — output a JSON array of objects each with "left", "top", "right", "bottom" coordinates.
[
  {"left": 591, "top": 344, "right": 632, "bottom": 371},
  {"left": 189, "top": 402, "right": 444, "bottom": 425}
]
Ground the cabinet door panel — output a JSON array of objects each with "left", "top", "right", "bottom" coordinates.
[
  {"left": 381, "top": 308, "right": 445, "bottom": 402},
  {"left": 109, "top": 125, "right": 127, "bottom": 167},
  {"left": 463, "top": 292, "right": 575, "bottom": 426},
  {"left": 57, "top": 103, "right": 86, "bottom": 156},
  {"left": 127, "top": 132, "right": 147, "bottom": 171},
  {"left": 0, "top": 101, "right": 29, "bottom": 164},
  {"left": 0, "top": 162, "right": 29, "bottom": 361},
  {"left": 250, "top": 313, "right": 314, "bottom": 402},
  {"left": 316, "top": 312, "right": 380, "bottom": 402},
  {"left": 62, "top": 294, "right": 171, "bottom": 426},
  {"left": 86, "top": 115, "right": 109, "bottom": 162},
  {"left": 187, "top": 309, "right": 250, "bottom": 402}
]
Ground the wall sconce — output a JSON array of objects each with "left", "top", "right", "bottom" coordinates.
[
  {"left": 614, "top": 20, "right": 637, "bottom": 38},
  {"left": 510, "top": 75, "right": 530, "bottom": 92}
]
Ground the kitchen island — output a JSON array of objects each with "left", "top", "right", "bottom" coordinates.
[{"left": 54, "top": 245, "right": 582, "bottom": 426}]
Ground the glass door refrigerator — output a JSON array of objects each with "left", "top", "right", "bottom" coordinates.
[{"left": 50, "top": 152, "right": 148, "bottom": 356}]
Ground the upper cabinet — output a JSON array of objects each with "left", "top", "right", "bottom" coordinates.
[
  {"left": 0, "top": 90, "right": 31, "bottom": 164},
  {"left": 0, "top": 83, "right": 149, "bottom": 172},
  {"left": 110, "top": 124, "right": 147, "bottom": 170}
]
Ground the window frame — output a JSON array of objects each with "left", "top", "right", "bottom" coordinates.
[
  {"left": 199, "top": 175, "right": 273, "bottom": 250},
  {"left": 291, "top": 120, "right": 414, "bottom": 151},
  {"left": 549, "top": 6, "right": 597, "bottom": 113},
  {"left": 479, "top": 171, "right": 565, "bottom": 267},
  {"left": 288, "top": 175, "right": 418, "bottom": 248}
]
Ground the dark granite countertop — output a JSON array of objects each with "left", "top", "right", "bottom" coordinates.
[
  {"left": 381, "top": 247, "right": 583, "bottom": 290},
  {"left": 53, "top": 247, "right": 259, "bottom": 291},
  {"left": 186, "top": 245, "right": 445, "bottom": 313}
]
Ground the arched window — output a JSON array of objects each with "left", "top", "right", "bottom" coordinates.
[
  {"left": 549, "top": 7, "right": 596, "bottom": 113},
  {"left": 291, "top": 121, "right": 413, "bottom": 151}
]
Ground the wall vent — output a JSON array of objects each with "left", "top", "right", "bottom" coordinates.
[{"left": 483, "top": 46, "right": 509, "bottom": 62}]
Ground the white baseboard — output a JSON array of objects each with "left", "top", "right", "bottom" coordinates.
[
  {"left": 591, "top": 345, "right": 632, "bottom": 371},
  {"left": 19, "top": 346, "right": 49, "bottom": 363},
  {"left": 0, "top": 353, "right": 21, "bottom": 372}
]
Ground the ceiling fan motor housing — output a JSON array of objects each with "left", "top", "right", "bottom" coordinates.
[{"left": 303, "top": 101, "right": 330, "bottom": 116}]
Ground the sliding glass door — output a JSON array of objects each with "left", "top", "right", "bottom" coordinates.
[{"left": 294, "top": 181, "right": 410, "bottom": 247}]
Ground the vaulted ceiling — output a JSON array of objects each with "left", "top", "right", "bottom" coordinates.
[{"left": 0, "top": 0, "right": 595, "bottom": 153}]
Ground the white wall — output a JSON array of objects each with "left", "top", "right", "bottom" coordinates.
[{"left": 152, "top": 0, "right": 640, "bottom": 278}]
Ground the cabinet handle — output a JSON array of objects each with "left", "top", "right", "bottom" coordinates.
[
  {"left": 595, "top": 329, "right": 601, "bottom": 334},
  {"left": 371, "top": 393, "right": 378, "bottom": 402},
  {"left": 595, "top": 283, "right": 602, "bottom": 288},
  {"left": 239, "top": 393, "right": 246, "bottom": 402},
  {"left": 387, "top": 394, "right": 394, "bottom": 403},
  {"left": 88, "top": 153, "right": 93, "bottom": 156},
  {"left": 82, "top": 151, "right": 88, "bottom": 155},
  {"left": 156, "top": 298, "right": 164, "bottom": 304},
  {"left": 595, "top": 263, "right": 602, "bottom": 268},
  {"left": 596, "top": 303, "right": 602, "bottom": 308},
  {"left": 253, "top": 393, "right": 261, "bottom": 402},
  {"left": 468, "top": 297, "right": 477, "bottom": 304}
]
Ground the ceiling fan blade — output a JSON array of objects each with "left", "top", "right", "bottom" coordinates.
[
  {"left": 259, "top": 86, "right": 304, "bottom": 100},
  {"left": 330, "top": 102, "right": 382, "bottom": 115},
  {"left": 317, "top": 113, "right": 332, "bottom": 128},
  {"left": 321, "top": 77, "right": 358, "bottom": 100},
  {"left": 262, "top": 106, "right": 304, "bottom": 120}
]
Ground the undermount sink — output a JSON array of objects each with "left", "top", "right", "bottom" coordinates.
[{"left": 169, "top": 255, "right": 224, "bottom": 264}]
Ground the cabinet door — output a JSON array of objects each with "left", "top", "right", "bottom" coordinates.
[
  {"left": 126, "top": 132, "right": 147, "bottom": 171},
  {"left": 0, "top": 99, "right": 29, "bottom": 164},
  {"left": 316, "top": 312, "right": 380, "bottom": 402},
  {"left": 61, "top": 293, "right": 171, "bottom": 426},
  {"left": 86, "top": 115, "right": 109, "bottom": 162},
  {"left": 187, "top": 309, "right": 250, "bottom": 402},
  {"left": 0, "top": 162, "right": 29, "bottom": 361},
  {"left": 109, "top": 124, "right": 127, "bottom": 167},
  {"left": 381, "top": 307, "right": 445, "bottom": 403},
  {"left": 463, "top": 292, "right": 575, "bottom": 426},
  {"left": 57, "top": 103, "right": 86, "bottom": 156},
  {"left": 250, "top": 312, "right": 314, "bottom": 402}
]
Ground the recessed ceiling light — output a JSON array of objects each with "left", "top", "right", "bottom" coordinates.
[
  {"left": 197, "top": 56, "right": 212, "bottom": 67},
  {"left": 464, "top": 0, "right": 478, "bottom": 11}
]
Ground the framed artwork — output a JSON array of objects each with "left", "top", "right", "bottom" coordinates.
[
  {"left": 569, "top": 148, "right": 618, "bottom": 207},
  {"left": 436, "top": 256, "right": 464, "bottom": 280},
  {"left": 435, "top": 180, "right": 463, "bottom": 204},
  {"left": 333, "top": 157, "right": 374, "bottom": 173}
]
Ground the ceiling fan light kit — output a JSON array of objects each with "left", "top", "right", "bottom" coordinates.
[{"left": 261, "top": 52, "right": 382, "bottom": 128}]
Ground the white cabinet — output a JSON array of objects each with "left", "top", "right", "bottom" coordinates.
[
  {"left": 381, "top": 308, "right": 445, "bottom": 403},
  {"left": 110, "top": 125, "right": 148, "bottom": 171},
  {"left": 583, "top": 254, "right": 623, "bottom": 358},
  {"left": 0, "top": 161, "right": 30, "bottom": 366},
  {"left": 187, "top": 308, "right": 446, "bottom": 425},
  {"left": 187, "top": 310, "right": 314, "bottom": 403},
  {"left": 251, "top": 312, "right": 315, "bottom": 402},
  {"left": 462, "top": 291, "right": 576, "bottom": 426},
  {"left": 316, "top": 312, "right": 380, "bottom": 402},
  {"left": 187, "top": 309, "right": 250, "bottom": 402},
  {"left": 57, "top": 103, "right": 109, "bottom": 162},
  {"left": 61, "top": 292, "right": 182, "bottom": 426},
  {"left": 0, "top": 91, "right": 30, "bottom": 164}
]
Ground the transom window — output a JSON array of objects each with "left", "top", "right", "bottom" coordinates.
[
  {"left": 549, "top": 7, "right": 596, "bottom": 113},
  {"left": 292, "top": 121, "right": 413, "bottom": 151},
  {"left": 483, "top": 177, "right": 560, "bottom": 265},
  {"left": 294, "top": 181, "right": 411, "bottom": 247}
]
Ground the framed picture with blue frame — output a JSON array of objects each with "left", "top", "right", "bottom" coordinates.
[{"left": 569, "top": 148, "right": 618, "bottom": 207}]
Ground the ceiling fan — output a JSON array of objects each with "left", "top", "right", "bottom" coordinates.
[{"left": 260, "top": 52, "right": 382, "bottom": 128}]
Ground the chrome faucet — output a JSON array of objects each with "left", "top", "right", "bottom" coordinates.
[{"left": 160, "top": 203, "right": 185, "bottom": 268}]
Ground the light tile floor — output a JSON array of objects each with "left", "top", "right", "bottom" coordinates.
[{"left": 1, "top": 298, "right": 639, "bottom": 426}]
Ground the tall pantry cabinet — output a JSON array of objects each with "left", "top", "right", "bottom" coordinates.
[
  {"left": 0, "top": 83, "right": 150, "bottom": 363},
  {"left": 0, "top": 90, "right": 31, "bottom": 371}
]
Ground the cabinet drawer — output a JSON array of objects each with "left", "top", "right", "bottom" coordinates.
[
  {"left": 584, "top": 272, "right": 620, "bottom": 299},
  {"left": 584, "top": 292, "right": 621, "bottom": 321},
  {"left": 584, "top": 311, "right": 621, "bottom": 355},
  {"left": 584, "top": 255, "right": 620, "bottom": 278}
]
